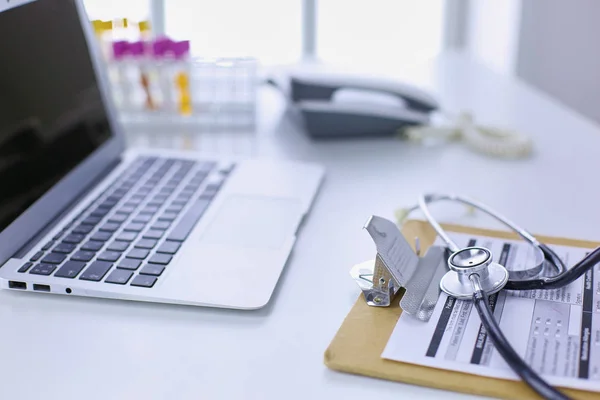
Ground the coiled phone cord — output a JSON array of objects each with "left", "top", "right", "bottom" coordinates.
[{"left": 404, "top": 112, "right": 533, "bottom": 159}]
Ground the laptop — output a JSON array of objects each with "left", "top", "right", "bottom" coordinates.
[{"left": 0, "top": 0, "right": 324, "bottom": 309}]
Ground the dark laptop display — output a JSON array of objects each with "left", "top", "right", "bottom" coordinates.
[{"left": 0, "top": 0, "right": 112, "bottom": 231}]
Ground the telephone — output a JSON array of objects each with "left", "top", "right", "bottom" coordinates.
[{"left": 274, "top": 70, "right": 440, "bottom": 138}]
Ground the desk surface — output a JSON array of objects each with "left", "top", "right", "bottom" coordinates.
[{"left": 3, "top": 52, "right": 600, "bottom": 400}]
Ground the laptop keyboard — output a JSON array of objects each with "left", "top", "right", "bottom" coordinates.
[{"left": 17, "top": 156, "right": 233, "bottom": 288}]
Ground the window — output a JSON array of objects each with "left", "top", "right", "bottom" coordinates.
[
  {"left": 83, "top": 0, "right": 150, "bottom": 22},
  {"left": 165, "top": 0, "right": 303, "bottom": 65},
  {"left": 318, "top": 0, "right": 445, "bottom": 66},
  {"left": 82, "top": 0, "right": 446, "bottom": 66}
]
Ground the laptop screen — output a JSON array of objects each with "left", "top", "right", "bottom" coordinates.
[{"left": 0, "top": 0, "right": 112, "bottom": 232}]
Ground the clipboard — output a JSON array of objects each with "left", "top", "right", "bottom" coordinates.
[{"left": 324, "top": 220, "right": 600, "bottom": 400}]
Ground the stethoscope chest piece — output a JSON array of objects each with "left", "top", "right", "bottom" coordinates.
[{"left": 440, "top": 247, "right": 509, "bottom": 300}]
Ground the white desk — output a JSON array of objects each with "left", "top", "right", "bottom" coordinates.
[{"left": 3, "top": 52, "right": 600, "bottom": 400}]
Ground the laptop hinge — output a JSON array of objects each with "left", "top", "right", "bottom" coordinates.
[{"left": 13, "top": 158, "right": 122, "bottom": 258}]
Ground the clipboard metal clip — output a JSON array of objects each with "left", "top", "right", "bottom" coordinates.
[
  {"left": 350, "top": 215, "right": 449, "bottom": 321},
  {"left": 350, "top": 256, "right": 400, "bottom": 307}
]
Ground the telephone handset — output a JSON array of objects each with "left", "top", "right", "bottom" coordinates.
[{"left": 284, "top": 70, "right": 440, "bottom": 138}]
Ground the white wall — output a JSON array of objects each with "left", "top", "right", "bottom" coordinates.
[
  {"left": 464, "top": 0, "right": 522, "bottom": 76},
  {"left": 516, "top": 0, "right": 600, "bottom": 124}
]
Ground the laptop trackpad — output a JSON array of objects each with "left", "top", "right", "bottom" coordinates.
[{"left": 200, "top": 195, "right": 302, "bottom": 249}]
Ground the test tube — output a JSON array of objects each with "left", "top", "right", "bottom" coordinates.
[
  {"left": 129, "top": 41, "right": 157, "bottom": 111},
  {"left": 111, "top": 41, "right": 134, "bottom": 112},
  {"left": 91, "top": 19, "right": 113, "bottom": 60},
  {"left": 172, "top": 40, "right": 192, "bottom": 116},
  {"left": 152, "top": 37, "right": 175, "bottom": 114}
]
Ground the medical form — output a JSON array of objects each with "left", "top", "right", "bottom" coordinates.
[{"left": 382, "top": 232, "right": 600, "bottom": 393}]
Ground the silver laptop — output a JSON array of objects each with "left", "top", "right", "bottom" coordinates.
[{"left": 0, "top": 0, "right": 324, "bottom": 309}]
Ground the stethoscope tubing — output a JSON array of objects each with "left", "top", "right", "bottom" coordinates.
[
  {"left": 471, "top": 275, "right": 569, "bottom": 400},
  {"left": 408, "top": 193, "right": 600, "bottom": 399},
  {"left": 415, "top": 193, "right": 578, "bottom": 289}
]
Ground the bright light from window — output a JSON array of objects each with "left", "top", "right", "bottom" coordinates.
[
  {"left": 82, "top": 0, "right": 150, "bottom": 22},
  {"left": 165, "top": 0, "right": 302, "bottom": 65},
  {"left": 318, "top": 0, "right": 445, "bottom": 67},
  {"left": 81, "top": 0, "right": 445, "bottom": 68}
]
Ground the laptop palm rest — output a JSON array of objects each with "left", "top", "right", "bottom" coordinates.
[
  {"left": 200, "top": 195, "right": 302, "bottom": 249},
  {"left": 162, "top": 195, "right": 303, "bottom": 308}
]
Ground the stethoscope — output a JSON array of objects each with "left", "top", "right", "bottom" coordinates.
[{"left": 404, "top": 194, "right": 600, "bottom": 400}]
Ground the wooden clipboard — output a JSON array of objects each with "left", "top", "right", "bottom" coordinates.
[{"left": 324, "top": 220, "right": 600, "bottom": 400}]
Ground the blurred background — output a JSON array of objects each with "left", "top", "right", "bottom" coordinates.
[{"left": 83, "top": 0, "right": 600, "bottom": 151}]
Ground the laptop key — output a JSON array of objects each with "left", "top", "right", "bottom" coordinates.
[
  {"left": 189, "top": 177, "right": 205, "bottom": 186},
  {"left": 130, "top": 275, "right": 157, "bottom": 288},
  {"left": 55, "top": 261, "right": 86, "bottom": 279},
  {"left": 100, "top": 200, "right": 117, "bottom": 209},
  {"left": 53, "top": 229, "right": 67, "bottom": 240},
  {"left": 133, "top": 214, "right": 152, "bottom": 223},
  {"left": 158, "top": 212, "right": 178, "bottom": 222},
  {"left": 140, "top": 206, "right": 159, "bottom": 215},
  {"left": 63, "top": 233, "right": 85, "bottom": 244},
  {"left": 175, "top": 194, "right": 192, "bottom": 202},
  {"left": 82, "top": 216, "right": 102, "bottom": 225},
  {"left": 30, "top": 263, "right": 57, "bottom": 276},
  {"left": 107, "top": 194, "right": 122, "bottom": 202},
  {"left": 157, "top": 242, "right": 180, "bottom": 254},
  {"left": 79, "top": 261, "right": 113, "bottom": 281},
  {"left": 125, "top": 199, "right": 142, "bottom": 207},
  {"left": 99, "top": 222, "right": 120, "bottom": 232},
  {"left": 198, "top": 161, "right": 216, "bottom": 172},
  {"left": 30, "top": 251, "right": 44, "bottom": 262},
  {"left": 143, "top": 229, "right": 164, "bottom": 240},
  {"left": 42, "top": 240, "right": 55, "bottom": 251},
  {"left": 205, "top": 183, "right": 221, "bottom": 191},
  {"left": 124, "top": 222, "right": 145, "bottom": 232},
  {"left": 18, "top": 262, "right": 33, "bottom": 273},
  {"left": 148, "top": 254, "right": 172, "bottom": 265},
  {"left": 140, "top": 264, "right": 165, "bottom": 276},
  {"left": 117, "top": 205, "right": 136, "bottom": 214},
  {"left": 135, "top": 239, "right": 157, "bottom": 249},
  {"left": 41, "top": 252, "right": 67, "bottom": 264},
  {"left": 81, "top": 241, "right": 103, "bottom": 251},
  {"left": 91, "top": 207, "right": 109, "bottom": 218},
  {"left": 166, "top": 204, "right": 184, "bottom": 213},
  {"left": 71, "top": 251, "right": 96, "bottom": 262},
  {"left": 199, "top": 191, "right": 216, "bottom": 200},
  {"left": 91, "top": 232, "right": 112, "bottom": 242},
  {"left": 164, "top": 206, "right": 183, "bottom": 215},
  {"left": 167, "top": 199, "right": 211, "bottom": 241},
  {"left": 117, "top": 259, "right": 142, "bottom": 270},
  {"left": 116, "top": 232, "right": 137, "bottom": 242},
  {"left": 98, "top": 251, "right": 122, "bottom": 262},
  {"left": 108, "top": 213, "right": 128, "bottom": 223},
  {"left": 151, "top": 221, "right": 171, "bottom": 230},
  {"left": 107, "top": 241, "right": 130, "bottom": 252},
  {"left": 127, "top": 249, "right": 149, "bottom": 260},
  {"left": 105, "top": 269, "right": 133, "bottom": 285},
  {"left": 73, "top": 224, "right": 94, "bottom": 234},
  {"left": 54, "top": 242, "right": 77, "bottom": 253}
]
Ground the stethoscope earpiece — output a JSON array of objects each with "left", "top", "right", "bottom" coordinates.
[{"left": 440, "top": 246, "right": 509, "bottom": 300}]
